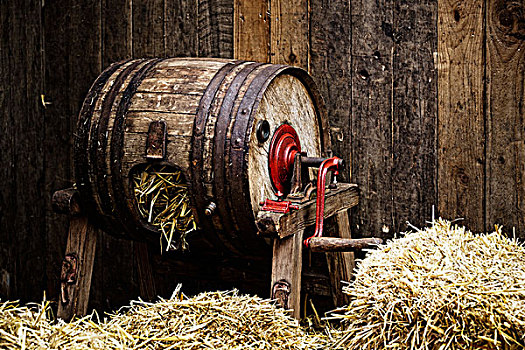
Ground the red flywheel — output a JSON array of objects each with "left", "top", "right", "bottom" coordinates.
[{"left": 268, "top": 124, "right": 301, "bottom": 197}]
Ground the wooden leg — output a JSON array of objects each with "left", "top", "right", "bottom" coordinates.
[
  {"left": 57, "top": 215, "right": 97, "bottom": 321},
  {"left": 325, "top": 210, "right": 355, "bottom": 306},
  {"left": 134, "top": 241, "right": 157, "bottom": 301},
  {"left": 271, "top": 229, "right": 304, "bottom": 319}
]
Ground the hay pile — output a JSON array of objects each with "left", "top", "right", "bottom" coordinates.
[
  {"left": 132, "top": 165, "right": 196, "bottom": 251},
  {"left": 329, "top": 220, "right": 525, "bottom": 349},
  {"left": 0, "top": 289, "right": 328, "bottom": 349}
]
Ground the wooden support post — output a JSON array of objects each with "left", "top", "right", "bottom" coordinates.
[
  {"left": 134, "top": 242, "right": 157, "bottom": 301},
  {"left": 57, "top": 214, "right": 97, "bottom": 320},
  {"left": 325, "top": 210, "right": 355, "bottom": 306},
  {"left": 54, "top": 188, "right": 97, "bottom": 321},
  {"left": 271, "top": 230, "right": 304, "bottom": 319}
]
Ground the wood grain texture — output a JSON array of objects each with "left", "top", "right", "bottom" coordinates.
[
  {"left": 256, "top": 183, "right": 359, "bottom": 238},
  {"left": 270, "top": 0, "right": 308, "bottom": 68},
  {"left": 57, "top": 216, "right": 98, "bottom": 320},
  {"left": 0, "top": 0, "right": 16, "bottom": 298},
  {"left": 309, "top": 0, "right": 352, "bottom": 180},
  {"left": 102, "top": 0, "right": 132, "bottom": 66},
  {"left": 198, "top": 0, "right": 234, "bottom": 57},
  {"left": 271, "top": 231, "right": 304, "bottom": 319},
  {"left": 96, "top": 2, "right": 139, "bottom": 314},
  {"left": 44, "top": 0, "right": 102, "bottom": 303},
  {"left": 134, "top": 242, "right": 157, "bottom": 301},
  {"left": 350, "top": 0, "right": 395, "bottom": 239},
  {"left": 165, "top": 0, "right": 199, "bottom": 57},
  {"left": 309, "top": 236, "right": 382, "bottom": 252},
  {"left": 485, "top": 0, "right": 525, "bottom": 235},
  {"left": 132, "top": 0, "right": 165, "bottom": 57},
  {"left": 233, "top": 0, "right": 270, "bottom": 61},
  {"left": 437, "top": 0, "right": 485, "bottom": 231},
  {"left": 392, "top": 0, "right": 438, "bottom": 233},
  {"left": 325, "top": 210, "right": 354, "bottom": 306},
  {"left": 248, "top": 74, "right": 322, "bottom": 216},
  {"left": 0, "top": 0, "right": 45, "bottom": 300}
]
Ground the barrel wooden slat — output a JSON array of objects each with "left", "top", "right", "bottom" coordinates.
[
  {"left": 125, "top": 112, "right": 195, "bottom": 137},
  {"left": 75, "top": 58, "right": 330, "bottom": 255},
  {"left": 121, "top": 134, "right": 193, "bottom": 177},
  {"left": 129, "top": 93, "right": 201, "bottom": 114},
  {"left": 138, "top": 67, "right": 219, "bottom": 94}
]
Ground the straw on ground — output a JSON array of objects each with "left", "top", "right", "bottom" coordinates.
[{"left": 328, "top": 220, "right": 525, "bottom": 349}]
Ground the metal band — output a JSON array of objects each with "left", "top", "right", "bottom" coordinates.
[
  {"left": 74, "top": 60, "right": 129, "bottom": 229},
  {"left": 189, "top": 61, "right": 243, "bottom": 250},
  {"left": 109, "top": 58, "right": 165, "bottom": 240},
  {"left": 227, "top": 64, "right": 287, "bottom": 239},
  {"left": 91, "top": 59, "right": 146, "bottom": 218},
  {"left": 213, "top": 62, "right": 265, "bottom": 253}
]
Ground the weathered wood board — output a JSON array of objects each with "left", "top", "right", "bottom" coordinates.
[
  {"left": 485, "top": 0, "right": 525, "bottom": 234},
  {"left": 2, "top": 0, "right": 525, "bottom": 311},
  {"left": 437, "top": 0, "right": 485, "bottom": 231}
]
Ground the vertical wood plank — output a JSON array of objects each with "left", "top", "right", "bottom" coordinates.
[
  {"left": 0, "top": 0, "right": 16, "bottom": 299},
  {"left": 271, "top": 231, "right": 304, "bottom": 319},
  {"left": 437, "top": 0, "right": 485, "bottom": 230},
  {"left": 309, "top": 0, "right": 352, "bottom": 180},
  {"left": 57, "top": 216, "right": 98, "bottom": 320},
  {"left": 351, "top": 0, "right": 395, "bottom": 238},
  {"left": 325, "top": 210, "right": 354, "bottom": 306},
  {"left": 102, "top": 0, "right": 132, "bottom": 66},
  {"left": 134, "top": 242, "right": 157, "bottom": 300},
  {"left": 165, "top": 0, "right": 199, "bottom": 57},
  {"left": 233, "top": 0, "right": 270, "bottom": 61},
  {"left": 270, "top": 0, "right": 308, "bottom": 68},
  {"left": 198, "top": 0, "right": 234, "bottom": 58},
  {"left": 392, "top": 0, "right": 438, "bottom": 232},
  {"left": 485, "top": 0, "right": 525, "bottom": 236},
  {"left": 20, "top": 0, "right": 46, "bottom": 300},
  {"left": 44, "top": 0, "right": 102, "bottom": 304},
  {"left": 132, "top": 0, "right": 165, "bottom": 57},
  {"left": 0, "top": 0, "right": 46, "bottom": 300}
]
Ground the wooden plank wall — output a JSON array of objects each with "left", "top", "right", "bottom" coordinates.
[
  {"left": 234, "top": 0, "right": 524, "bottom": 239},
  {"left": 0, "top": 0, "right": 233, "bottom": 306},
  {"left": 234, "top": 0, "right": 439, "bottom": 238},
  {"left": 1, "top": 0, "right": 524, "bottom": 305},
  {"left": 438, "top": 0, "right": 525, "bottom": 234}
]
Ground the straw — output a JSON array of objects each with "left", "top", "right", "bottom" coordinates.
[
  {"left": 132, "top": 165, "right": 196, "bottom": 252},
  {"left": 327, "top": 220, "right": 525, "bottom": 349},
  {"left": 0, "top": 290, "right": 328, "bottom": 349}
]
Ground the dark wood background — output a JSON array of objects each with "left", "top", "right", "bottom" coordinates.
[{"left": 1, "top": 0, "right": 524, "bottom": 308}]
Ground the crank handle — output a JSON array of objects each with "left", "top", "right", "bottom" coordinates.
[
  {"left": 303, "top": 157, "right": 344, "bottom": 247},
  {"left": 307, "top": 237, "right": 383, "bottom": 252}
]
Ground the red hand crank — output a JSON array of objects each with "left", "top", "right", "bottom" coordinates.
[{"left": 303, "top": 157, "right": 343, "bottom": 247}]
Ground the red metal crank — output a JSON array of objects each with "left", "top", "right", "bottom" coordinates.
[
  {"left": 303, "top": 157, "right": 343, "bottom": 247},
  {"left": 261, "top": 199, "right": 299, "bottom": 213}
]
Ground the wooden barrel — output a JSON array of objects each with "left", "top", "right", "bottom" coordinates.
[{"left": 74, "top": 58, "right": 331, "bottom": 255}]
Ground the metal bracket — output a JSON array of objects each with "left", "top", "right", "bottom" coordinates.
[
  {"left": 261, "top": 199, "right": 299, "bottom": 214},
  {"left": 272, "top": 279, "right": 291, "bottom": 309},
  {"left": 60, "top": 254, "right": 78, "bottom": 305},
  {"left": 146, "top": 120, "right": 167, "bottom": 160}
]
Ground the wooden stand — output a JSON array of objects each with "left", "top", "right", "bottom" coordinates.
[
  {"left": 53, "top": 188, "right": 156, "bottom": 320},
  {"left": 53, "top": 189, "right": 98, "bottom": 321},
  {"left": 258, "top": 183, "right": 381, "bottom": 317}
]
